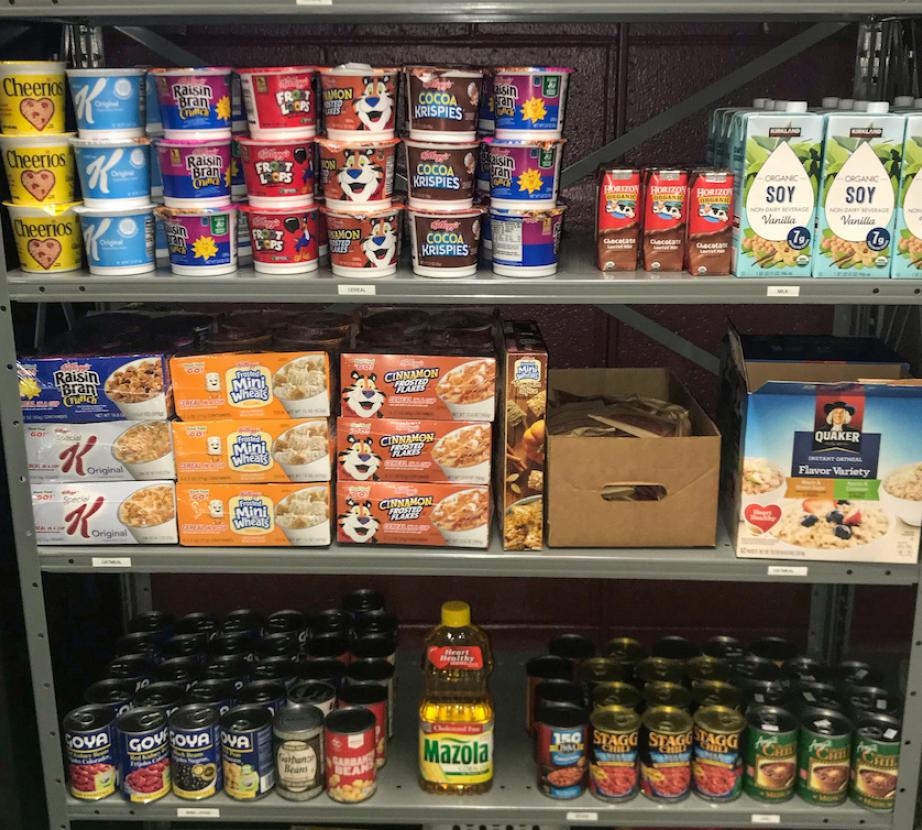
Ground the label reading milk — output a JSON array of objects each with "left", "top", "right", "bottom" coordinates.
[
  {"left": 746, "top": 142, "right": 814, "bottom": 241},
  {"left": 824, "top": 142, "right": 895, "bottom": 242}
]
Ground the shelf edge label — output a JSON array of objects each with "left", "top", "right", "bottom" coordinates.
[
  {"left": 767, "top": 565, "right": 808, "bottom": 577},
  {"left": 751, "top": 815, "right": 781, "bottom": 825},
  {"left": 91, "top": 556, "right": 131, "bottom": 568},
  {"left": 767, "top": 285, "right": 801, "bottom": 297},
  {"left": 338, "top": 284, "right": 376, "bottom": 296},
  {"left": 566, "top": 812, "right": 598, "bottom": 822},
  {"left": 295, "top": 0, "right": 333, "bottom": 5},
  {"left": 177, "top": 807, "right": 220, "bottom": 817}
]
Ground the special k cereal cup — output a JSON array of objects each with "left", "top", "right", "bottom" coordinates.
[
  {"left": 323, "top": 203, "right": 403, "bottom": 278},
  {"left": 5, "top": 201, "right": 82, "bottom": 274},
  {"left": 0, "top": 61, "right": 67, "bottom": 135},
  {"left": 316, "top": 137, "right": 398, "bottom": 211},
  {"left": 237, "top": 66, "right": 317, "bottom": 139},
  {"left": 0, "top": 133, "right": 76, "bottom": 205},
  {"left": 319, "top": 65, "right": 398, "bottom": 140}
]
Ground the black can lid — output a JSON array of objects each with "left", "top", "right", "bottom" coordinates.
[
  {"left": 63, "top": 704, "right": 115, "bottom": 733},
  {"left": 170, "top": 703, "right": 219, "bottom": 731},
  {"left": 346, "top": 658, "right": 395, "bottom": 684},
  {"left": 209, "top": 631, "right": 255, "bottom": 656},
  {"left": 85, "top": 679, "right": 135, "bottom": 705},
  {"left": 252, "top": 658, "right": 297, "bottom": 683},
  {"left": 342, "top": 589, "right": 386, "bottom": 615},
  {"left": 746, "top": 704, "right": 799, "bottom": 733},
  {"left": 115, "top": 631, "right": 157, "bottom": 650},
  {"left": 276, "top": 705, "right": 324, "bottom": 733},
  {"left": 801, "top": 707, "right": 852, "bottom": 736},
  {"left": 526, "top": 654, "right": 574, "bottom": 680},
  {"left": 162, "top": 633, "right": 208, "bottom": 658},
  {"left": 856, "top": 712, "right": 901, "bottom": 742},
  {"left": 264, "top": 609, "right": 306, "bottom": 634},
  {"left": 176, "top": 612, "right": 220, "bottom": 637},
  {"left": 652, "top": 635, "right": 700, "bottom": 661},
  {"left": 221, "top": 703, "right": 273, "bottom": 733},
  {"left": 204, "top": 653, "right": 249, "bottom": 674},
  {"left": 338, "top": 682, "right": 387, "bottom": 706},
  {"left": 702, "top": 635, "right": 746, "bottom": 660},
  {"left": 643, "top": 681, "right": 692, "bottom": 709},
  {"left": 289, "top": 680, "right": 336, "bottom": 705},
  {"left": 225, "top": 609, "right": 264, "bottom": 629},
  {"left": 117, "top": 706, "right": 167, "bottom": 733},
  {"left": 299, "top": 659, "right": 347, "bottom": 683},
  {"left": 128, "top": 611, "right": 174, "bottom": 635},
  {"left": 782, "top": 656, "right": 832, "bottom": 683},
  {"left": 134, "top": 682, "right": 185, "bottom": 707},
  {"left": 732, "top": 655, "right": 779, "bottom": 681},
  {"left": 105, "top": 654, "right": 153, "bottom": 678},
  {"left": 846, "top": 684, "right": 899, "bottom": 715},
  {"left": 351, "top": 610, "right": 398, "bottom": 638},
  {"left": 222, "top": 619, "right": 261, "bottom": 638},
  {"left": 601, "top": 637, "right": 647, "bottom": 663},
  {"left": 257, "top": 632, "right": 300, "bottom": 657},
  {"left": 749, "top": 636, "right": 799, "bottom": 664},
  {"left": 156, "top": 657, "right": 202, "bottom": 684},
  {"left": 186, "top": 679, "right": 234, "bottom": 703},
  {"left": 548, "top": 633, "right": 596, "bottom": 661},
  {"left": 577, "top": 656, "right": 624, "bottom": 684},
  {"left": 305, "top": 635, "right": 348, "bottom": 660},
  {"left": 238, "top": 680, "right": 286, "bottom": 704},
  {"left": 797, "top": 681, "right": 843, "bottom": 710},
  {"left": 349, "top": 635, "right": 397, "bottom": 661},
  {"left": 325, "top": 706, "right": 375, "bottom": 735},
  {"left": 836, "top": 660, "right": 884, "bottom": 687},
  {"left": 535, "top": 679, "right": 583, "bottom": 706},
  {"left": 311, "top": 608, "right": 352, "bottom": 635},
  {"left": 536, "top": 702, "right": 589, "bottom": 729}
]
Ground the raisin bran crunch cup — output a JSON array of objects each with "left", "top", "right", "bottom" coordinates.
[{"left": 324, "top": 203, "right": 403, "bottom": 278}]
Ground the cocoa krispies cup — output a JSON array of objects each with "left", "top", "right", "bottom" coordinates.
[{"left": 408, "top": 206, "right": 483, "bottom": 278}]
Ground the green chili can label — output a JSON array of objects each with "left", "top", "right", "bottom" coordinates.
[
  {"left": 743, "top": 705, "right": 798, "bottom": 802},
  {"left": 797, "top": 708, "right": 852, "bottom": 805},
  {"left": 850, "top": 714, "right": 900, "bottom": 811}
]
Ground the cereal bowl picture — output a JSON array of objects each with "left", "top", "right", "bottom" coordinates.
[
  {"left": 435, "top": 359, "right": 496, "bottom": 420},
  {"left": 272, "top": 421, "right": 331, "bottom": 482},
  {"left": 432, "top": 423, "right": 491, "bottom": 484},
  {"left": 432, "top": 487, "right": 490, "bottom": 547},
  {"left": 118, "top": 484, "right": 177, "bottom": 543},
  {"left": 879, "top": 462, "right": 922, "bottom": 527},
  {"left": 504, "top": 494, "right": 543, "bottom": 550},
  {"left": 770, "top": 498, "right": 891, "bottom": 552},
  {"left": 740, "top": 456, "right": 786, "bottom": 510},
  {"left": 112, "top": 422, "right": 175, "bottom": 480},
  {"left": 104, "top": 357, "right": 167, "bottom": 420},
  {"left": 275, "top": 486, "right": 330, "bottom": 546},
  {"left": 272, "top": 354, "right": 329, "bottom": 418}
]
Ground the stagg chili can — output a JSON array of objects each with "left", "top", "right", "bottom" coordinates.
[
  {"left": 577, "top": 656, "right": 625, "bottom": 703},
  {"left": 63, "top": 705, "right": 117, "bottom": 801},
  {"left": 186, "top": 679, "right": 235, "bottom": 715},
  {"left": 744, "top": 705, "right": 798, "bottom": 802},
  {"left": 169, "top": 704, "right": 222, "bottom": 800},
  {"left": 535, "top": 703, "right": 588, "bottom": 799},
  {"left": 593, "top": 681, "right": 643, "bottom": 712},
  {"left": 639, "top": 705, "right": 693, "bottom": 802},
  {"left": 345, "top": 657, "right": 397, "bottom": 738},
  {"left": 526, "top": 655, "right": 574, "bottom": 733},
  {"left": 337, "top": 682, "right": 388, "bottom": 768},
  {"left": 548, "top": 633, "right": 596, "bottom": 664},
  {"left": 691, "top": 680, "right": 743, "bottom": 712},
  {"left": 220, "top": 704, "right": 275, "bottom": 800},
  {"left": 237, "top": 679, "right": 287, "bottom": 715},
  {"left": 274, "top": 705, "right": 324, "bottom": 801},
  {"left": 643, "top": 681, "right": 692, "bottom": 711},
  {"left": 325, "top": 706, "right": 377, "bottom": 803},
  {"left": 703, "top": 635, "right": 745, "bottom": 661},
  {"left": 692, "top": 705, "right": 745, "bottom": 801},
  {"left": 685, "top": 655, "right": 731, "bottom": 685},
  {"left": 797, "top": 707, "right": 852, "bottom": 805},
  {"left": 652, "top": 635, "right": 699, "bottom": 662},
  {"left": 850, "top": 713, "right": 900, "bottom": 811},
  {"left": 84, "top": 679, "right": 134, "bottom": 719},
  {"left": 636, "top": 656, "right": 684, "bottom": 686},
  {"left": 589, "top": 705, "right": 640, "bottom": 802},
  {"left": 288, "top": 680, "right": 337, "bottom": 716},
  {"left": 116, "top": 707, "right": 171, "bottom": 803}
]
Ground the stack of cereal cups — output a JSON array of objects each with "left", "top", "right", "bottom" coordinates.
[
  {"left": 486, "top": 66, "right": 572, "bottom": 277},
  {"left": 236, "top": 66, "right": 320, "bottom": 275},
  {"left": 229, "top": 70, "right": 252, "bottom": 267},
  {"left": 404, "top": 65, "right": 485, "bottom": 278},
  {"left": 150, "top": 67, "right": 238, "bottom": 276},
  {"left": 0, "top": 61, "right": 83, "bottom": 274},
  {"left": 475, "top": 70, "right": 495, "bottom": 261},
  {"left": 317, "top": 64, "right": 402, "bottom": 277}
]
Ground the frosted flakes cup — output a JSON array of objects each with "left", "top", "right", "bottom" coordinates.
[
  {"left": 490, "top": 205, "right": 566, "bottom": 277},
  {"left": 66, "top": 68, "right": 145, "bottom": 138},
  {"left": 237, "top": 66, "right": 317, "bottom": 139},
  {"left": 408, "top": 206, "right": 483, "bottom": 278},
  {"left": 404, "top": 138, "right": 478, "bottom": 210},
  {"left": 237, "top": 135, "right": 315, "bottom": 207},
  {"left": 0, "top": 61, "right": 66, "bottom": 135},
  {"left": 154, "top": 204, "right": 237, "bottom": 276},
  {"left": 485, "top": 137, "right": 565, "bottom": 210},
  {"left": 0, "top": 132, "right": 76, "bottom": 204},
  {"left": 316, "top": 136, "right": 398, "bottom": 211},
  {"left": 154, "top": 137, "right": 231, "bottom": 207},
  {"left": 71, "top": 137, "right": 151, "bottom": 208},
  {"left": 493, "top": 66, "right": 573, "bottom": 139},
  {"left": 5, "top": 200, "right": 82, "bottom": 274},
  {"left": 74, "top": 203, "right": 156, "bottom": 276},
  {"left": 239, "top": 202, "right": 320, "bottom": 274},
  {"left": 323, "top": 203, "right": 403, "bottom": 277},
  {"left": 319, "top": 64, "right": 398, "bottom": 140},
  {"left": 150, "top": 67, "right": 232, "bottom": 139},
  {"left": 405, "top": 66, "right": 483, "bottom": 142}
]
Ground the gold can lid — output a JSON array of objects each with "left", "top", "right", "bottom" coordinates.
[
  {"left": 592, "top": 681, "right": 643, "bottom": 709},
  {"left": 591, "top": 704, "right": 642, "bottom": 734},
  {"left": 694, "top": 704, "right": 746, "bottom": 735},
  {"left": 642, "top": 705, "right": 693, "bottom": 734}
]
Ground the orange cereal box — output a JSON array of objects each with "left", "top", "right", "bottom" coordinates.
[
  {"left": 170, "top": 352, "right": 330, "bottom": 420},
  {"left": 176, "top": 482, "right": 331, "bottom": 546},
  {"left": 337, "top": 417, "right": 491, "bottom": 484},
  {"left": 173, "top": 419, "right": 332, "bottom": 483},
  {"left": 336, "top": 481, "right": 490, "bottom": 547},
  {"left": 340, "top": 353, "right": 496, "bottom": 421}
]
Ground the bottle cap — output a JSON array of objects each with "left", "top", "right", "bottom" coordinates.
[
  {"left": 821, "top": 97, "right": 839, "bottom": 108},
  {"left": 764, "top": 99, "right": 776, "bottom": 110},
  {"left": 894, "top": 96, "right": 914, "bottom": 107},
  {"left": 854, "top": 100, "right": 869, "bottom": 111},
  {"left": 752, "top": 97, "right": 768, "bottom": 109},
  {"left": 785, "top": 101, "right": 808, "bottom": 113},
  {"left": 772, "top": 100, "right": 788, "bottom": 111},
  {"left": 867, "top": 101, "right": 890, "bottom": 113},
  {"left": 838, "top": 99, "right": 855, "bottom": 110},
  {"left": 914, "top": 98, "right": 922, "bottom": 109},
  {"left": 441, "top": 600, "right": 471, "bottom": 627}
]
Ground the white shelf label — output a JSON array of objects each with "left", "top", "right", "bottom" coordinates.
[
  {"left": 177, "top": 807, "right": 220, "bottom": 817},
  {"left": 767, "top": 285, "right": 800, "bottom": 297},
  {"left": 566, "top": 812, "right": 598, "bottom": 822},
  {"left": 767, "top": 565, "right": 808, "bottom": 577},
  {"left": 296, "top": 0, "right": 333, "bottom": 5},
  {"left": 338, "top": 284, "right": 376, "bottom": 296},
  {"left": 751, "top": 816, "right": 781, "bottom": 825},
  {"left": 91, "top": 557, "right": 131, "bottom": 568}
]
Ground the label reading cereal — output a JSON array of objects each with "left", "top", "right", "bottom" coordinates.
[{"left": 419, "top": 720, "right": 493, "bottom": 785}]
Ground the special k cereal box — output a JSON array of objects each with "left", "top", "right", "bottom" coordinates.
[
  {"left": 340, "top": 353, "right": 496, "bottom": 421},
  {"left": 170, "top": 352, "right": 331, "bottom": 420},
  {"left": 337, "top": 417, "right": 491, "bottom": 484},
  {"left": 173, "top": 419, "right": 332, "bottom": 483},
  {"left": 337, "top": 481, "right": 490, "bottom": 547},
  {"left": 176, "top": 483, "right": 331, "bottom": 546}
]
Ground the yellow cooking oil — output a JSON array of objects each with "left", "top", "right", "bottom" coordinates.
[{"left": 418, "top": 600, "right": 494, "bottom": 794}]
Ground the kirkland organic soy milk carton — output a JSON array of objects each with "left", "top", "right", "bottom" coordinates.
[
  {"left": 892, "top": 114, "right": 922, "bottom": 277},
  {"left": 730, "top": 102, "right": 823, "bottom": 277},
  {"left": 813, "top": 102, "right": 903, "bottom": 278}
]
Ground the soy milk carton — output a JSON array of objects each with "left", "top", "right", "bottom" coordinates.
[
  {"left": 813, "top": 102, "right": 903, "bottom": 278},
  {"left": 892, "top": 114, "right": 922, "bottom": 278},
  {"left": 730, "top": 102, "right": 823, "bottom": 277}
]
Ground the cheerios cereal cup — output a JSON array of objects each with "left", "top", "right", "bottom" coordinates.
[
  {"left": 5, "top": 200, "right": 82, "bottom": 273},
  {"left": 0, "top": 133, "right": 76, "bottom": 205},
  {"left": 0, "top": 61, "right": 67, "bottom": 135}
]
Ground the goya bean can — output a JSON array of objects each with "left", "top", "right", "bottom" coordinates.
[
  {"left": 639, "top": 705, "right": 693, "bottom": 802},
  {"left": 116, "top": 707, "right": 171, "bottom": 803},
  {"left": 798, "top": 707, "right": 852, "bottom": 805},
  {"left": 535, "top": 703, "right": 588, "bottom": 799},
  {"left": 169, "top": 704, "right": 222, "bottom": 800},
  {"left": 589, "top": 705, "right": 640, "bottom": 802},
  {"left": 593, "top": 681, "right": 643, "bottom": 712},
  {"left": 691, "top": 680, "right": 744, "bottom": 712},
  {"left": 525, "top": 655, "right": 574, "bottom": 733},
  {"left": 237, "top": 679, "right": 286, "bottom": 715},
  {"left": 220, "top": 704, "right": 275, "bottom": 800},
  {"left": 186, "top": 679, "right": 235, "bottom": 715},
  {"left": 84, "top": 679, "right": 134, "bottom": 719},
  {"left": 743, "top": 705, "right": 798, "bottom": 802},
  {"left": 692, "top": 705, "right": 745, "bottom": 801},
  {"left": 325, "top": 707, "right": 377, "bottom": 803},
  {"left": 64, "top": 704, "right": 117, "bottom": 800},
  {"left": 850, "top": 713, "right": 900, "bottom": 811},
  {"left": 133, "top": 681, "right": 185, "bottom": 718}
]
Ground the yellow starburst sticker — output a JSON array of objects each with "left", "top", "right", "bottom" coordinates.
[
  {"left": 19, "top": 376, "right": 41, "bottom": 400},
  {"left": 225, "top": 165, "right": 233, "bottom": 188},
  {"left": 520, "top": 96, "right": 548, "bottom": 125},
  {"left": 517, "top": 168, "right": 544, "bottom": 194},
  {"left": 215, "top": 95, "right": 232, "bottom": 122},
  {"left": 192, "top": 235, "right": 219, "bottom": 261}
]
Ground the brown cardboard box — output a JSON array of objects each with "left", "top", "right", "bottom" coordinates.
[{"left": 546, "top": 368, "right": 720, "bottom": 547}]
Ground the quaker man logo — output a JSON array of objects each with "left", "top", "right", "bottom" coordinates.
[{"left": 813, "top": 398, "right": 862, "bottom": 452}]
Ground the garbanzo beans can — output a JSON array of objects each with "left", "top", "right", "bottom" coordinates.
[
  {"left": 692, "top": 705, "right": 745, "bottom": 801},
  {"left": 593, "top": 681, "right": 643, "bottom": 712},
  {"left": 589, "top": 705, "right": 640, "bottom": 802},
  {"left": 797, "top": 707, "right": 852, "bottom": 805},
  {"left": 850, "top": 713, "right": 900, "bottom": 811},
  {"left": 639, "top": 705, "right": 693, "bottom": 802},
  {"left": 743, "top": 705, "right": 798, "bottom": 802}
]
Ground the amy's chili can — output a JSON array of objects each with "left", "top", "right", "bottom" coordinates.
[
  {"left": 535, "top": 703, "right": 588, "bottom": 799},
  {"left": 837, "top": 660, "right": 884, "bottom": 689},
  {"left": 64, "top": 704, "right": 117, "bottom": 800},
  {"left": 652, "top": 635, "right": 699, "bottom": 662},
  {"left": 846, "top": 684, "right": 901, "bottom": 720},
  {"left": 643, "top": 681, "right": 691, "bottom": 711},
  {"left": 525, "top": 655, "right": 574, "bottom": 734},
  {"left": 796, "top": 682, "right": 844, "bottom": 714},
  {"left": 743, "top": 705, "right": 798, "bottom": 802},
  {"left": 691, "top": 680, "right": 743, "bottom": 712},
  {"left": 593, "top": 681, "right": 643, "bottom": 711},
  {"left": 337, "top": 682, "right": 388, "bottom": 768},
  {"left": 589, "top": 705, "right": 640, "bottom": 802},
  {"left": 639, "top": 705, "right": 692, "bottom": 802},
  {"left": 703, "top": 635, "right": 745, "bottom": 661},
  {"left": 636, "top": 656, "right": 683, "bottom": 686},
  {"left": 221, "top": 704, "right": 275, "bottom": 800},
  {"left": 850, "top": 713, "right": 900, "bottom": 811},
  {"left": 797, "top": 707, "right": 852, "bottom": 805},
  {"left": 325, "top": 707, "right": 377, "bottom": 803},
  {"left": 692, "top": 705, "right": 745, "bottom": 801}
]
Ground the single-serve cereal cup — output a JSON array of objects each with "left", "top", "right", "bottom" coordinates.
[
  {"left": 0, "top": 61, "right": 66, "bottom": 135},
  {"left": 74, "top": 203, "right": 156, "bottom": 276},
  {"left": 239, "top": 202, "right": 320, "bottom": 274},
  {"left": 5, "top": 200, "right": 82, "bottom": 274},
  {"left": 237, "top": 66, "right": 317, "bottom": 139},
  {"left": 155, "top": 137, "right": 231, "bottom": 207},
  {"left": 154, "top": 204, "right": 237, "bottom": 276},
  {"left": 150, "top": 67, "right": 232, "bottom": 139},
  {"left": 479, "top": 72, "right": 495, "bottom": 133},
  {"left": 237, "top": 135, "right": 315, "bottom": 207},
  {"left": 485, "top": 137, "right": 565, "bottom": 210},
  {"left": 408, "top": 206, "right": 483, "bottom": 278},
  {"left": 405, "top": 66, "right": 484, "bottom": 142},
  {"left": 230, "top": 131, "right": 247, "bottom": 197},
  {"left": 71, "top": 137, "right": 151, "bottom": 208},
  {"left": 490, "top": 205, "right": 566, "bottom": 277},
  {"left": 145, "top": 71, "right": 162, "bottom": 135},
  {"left": 323, "top": 203, "right": 403, "bottom": 278},
  {"left": 316, "top": 136, "right": 398, "bottom": 211},
  {"left": 0, "top": 132, "right": 76, "bottom": 204},
  {"left": 404, "top": 138, "right": 479, "bottom": 210},
  {"left": 320, "top": 65, "right": 398, "bottom": 140},
  {"left": 493, "top": 66, "right": 573, "bottom": 139},
  {"left": 66, "top": 68, "right": 145, "bottom": 138}
]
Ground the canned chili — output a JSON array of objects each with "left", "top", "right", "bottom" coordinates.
[
  {"left": 237, "top": 679, "right": 287, "bottom": 715},
  {"left": 535, "top": 703, "right": 588, "bottom": 799},
  {"left": 797, "top": 707, "right": 852, "bottom": 805},
  {"left": 274, "top": 705, "right": 324, "bottom": 801},
  {"left": 104, "top": 655, "right": 154, "bottom": 693},
  {"left": 312, "top": 608, "right": 353, "bottom": 636},
  {"left": 209, "top": 631, "right": 256, "bottom": 662},
  {"left": 305, "top": 634, "right": 350, "bottom": 664},
  {"left": 783, "top": 655, "right": 832, "bottom": 684},
  {"left": 577, "top": 657, "right": 625, "bottom": 703},
  {"left": 155, "top": 656, "right": 202, "bottom": 691},
  {"left": 114, "top": 632, "right": 161, "bottom": 664},
  {"left": 337, "top": 682, "right": 388, "bottom": 768},
  {"left": 643, "top": 681, "right": 692, "bottom": 711},
  {"left": 116, "top": 707, "right": 171, "bottom": 803},
  {"left": 202, "top": 654, "right": 250, "bottom": 691},
  {"left": 84, "top": 679, "right": 134, "bottom": 719},
  {"left": 186, "top": 679, "right": 235, "bottom": 715},
  {"left": 702, "top": 635, "right": 745, "bottom": 661},
  {"left": 343, "top": 588, "right": 386, "bottom": 620},
  {"left": 746, "top": 676, "right": 794, "bottom": 708},
  {"left": 64, "top": 704, "right": 117, "bottom": 801},
  {"left": 345, "top": 657, "right": 397, "bottom": 737},
  {"left": 691, "top": 680, "right": 743, "bottom": 712},
  {"left": 850, "top": 713, "right": 900, "bottom": 811},
  {"left": 652, "top": 635, "right": 699, "bottom": 661},
  {"left": 796, "top": 681, "right": 844, "bottom": 713},
  {"left": 133, "top": 682, "right": 185, "bottom": 718},
  {"left": 692, "top": 705, "right": 745, "bottom": 801},
  {"left": 548, "top": 633, "right": 596, "bottom": 664},
  {"left": 325, "top": 707, "right": 377, "bottom": 802},
  {"left": 593, "top": 681, "right": 643, "bottom": 712},
  {"left": 288, "top": 680, "right": 337, "bottom": 716},
  {"left": 256, "top": 631, "right": 300, "bottom": 659},
  {"left": 299, "top": 657, "right": 347, "bottom": 688},
  {"left": 589, "top": 705, "right": 640, "bottom": 802},
  {"left": 640, "top": 705, "right": 692, "bottom": 802},
  {"left": 349, "top": 634, "right": 397, "bottom": 665},
  {"left": 732, "top": 654, "right": 777, "bottom": 683},
  {"left": 264, "top": 609, "right": 307, "bottom": 644},
  {"left": 161, "top": 633, "right": 208, "bottom": 662},
  {"left": 352, "top": 609, "right": 399, "bottom": 639},
  {"left": 128, "top": 611, "right": 174, "bottom": 643},
  {"left": 252, "top": 657, "right": 298, "bottom": 688},
  {"left": 223, "top": 609, "right": 264, "bottom": 638},
  {"left": 749, "top": 636, "right": 798, "bottom": 667},
  {"left": 685, "top": 655, "right": 731, "bottom": 685},
  {"left": 220, "top": 704, "right": 275, "bottom": 800},
  {"left": 526, "top": 655, "right": 575, "bottom": 733},
  {"left": 846, "top": 684, "right": 901, "bottom": 720},
  {"left": 176, "top": 611, "right": 220, "bottom": 640},
  {"left": 602, "top": 637, "right": 647, "bottom": 681},
  {"left": 837, "top": 660, "right": 884, "bottom": 689},
  {"left": 169, "top": 704, "right": 222, "bottom": 800},
  {"left": 636, "top": 656, "right": 684, "bottom": 686},
  {"left": 744, "top": 705, "right": 798, "bottom": 802}
]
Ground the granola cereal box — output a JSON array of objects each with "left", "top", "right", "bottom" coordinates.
[
  {"left": 172, "top": 419, "right": 331, "bottom": 483},
  {"left": 26, "top": 421, "right": 176, "bottom": 482},
  {"left": 340, "top": 353, "right": 496, "bottom": 421},
  {"left": 170, "top": 352, "right": 331, "bottom": 420},
  {"left": 32, "top": 481, "right": 177, "bottom": 545},
  {"left": 496, "top": 321, "right": 547, "bottom": 550},
  {"left": 176, "top": 482, "right": 331, "bottom": 546},
  {"left": 18, "top": 354, "right": 172, "bottom": 423},
  {"left": 337, "top": 481, "right": 490, "bottom": 547},
  {"left": 337, "top": 417, "right": 491, "bottom": 484}
]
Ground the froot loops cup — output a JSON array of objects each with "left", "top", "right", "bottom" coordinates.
[
  {"left": 238, "top": 135, "right": 315, "bottom": 207},
  {"left": 239, "top": 203, "right": 319, "bottom": 274},
  {"left": 323, "top": 203, "right": 403, "bottom": 277},
  {"left": 485, "top": 137, "right": 565, "bottom": 210},
  {"left": 0, "top": 61, "right": 66, "bottom": 135},
  {"left": 237, "top": 66, "right": 317, "bottom": 139},
  {"left": 5, "top": 200, "right": 82, "bottom": 274},
  {"left": 154, "top": 204, "right": 237, "bottom": 276},
  {"left": 74, "top": 203, "right": 156, "bottom": 276},
  {"left": 404, "top": 138, "right": 478, "bottom": 210},
  {"left": 66, "top": 68, "right": 146, "bottom": 138},
  {"left": 0, "top": 133, "right": 76, "bottom": 204},
  {"left": 408, "top": 206, "right": 483, "bottom": 278},
  {"left": 490, "top": 205, "right": 565, "bottom": 277},
  {"left": 316, "top": 136, "right": 398, "bottom": 211},
  {"left": 319, "top": 65, "right": 398, "bottom": 140},
  {"left": 405, "top": 66, "right": 484, "bottom": 143},
  {"left": 150, "top": 67, "right": 232, "bottom": 139},
  {"left": 155, "top": 137, "right": 231, "bottom": 208},
  {"left": 493, "top": 66, "right": 573, "bottom": 140},
  {"left": 71, "top": 137, "right": 151, "bottom": 208}
]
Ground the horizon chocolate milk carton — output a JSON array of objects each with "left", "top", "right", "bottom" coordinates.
[
  {"left": 729, "top": 101, "right": 823, "bottom": 277},
  {"left": 814, "top": 102, "right": 903, "bottom": 278},
  {"left": 890, "top": 114, "right": 921, "bottom": 278},
  {"left": 685, "top": 168, "right": 734, "bottom": 275},
  {"left": 596, "top": 166, "right": 641, "bottom": 271},
  {"left": 641, "top": 168, "right": 687, "bottom": 272}
]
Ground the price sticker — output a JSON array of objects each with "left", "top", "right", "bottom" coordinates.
[
  {"left": 767, "top": 565, "right": 809, "bottom": 577},
  {"left": 751, "top": 816, "right": 781, "bottom": 825},
  {"left": 767, "top": 285, "right": 801, "bottom": 297},
  {"left": 177, "top": 807, "right": 220, "bottom": 817},
  {"left": 338, "top": 285, "right": 376, "bottom": 296},
  {"left": 91, "top": 557, "right": 131, "bottom": 568},
  {"left": 566, "top": 812, "right": 599, "bottom": 822}
]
